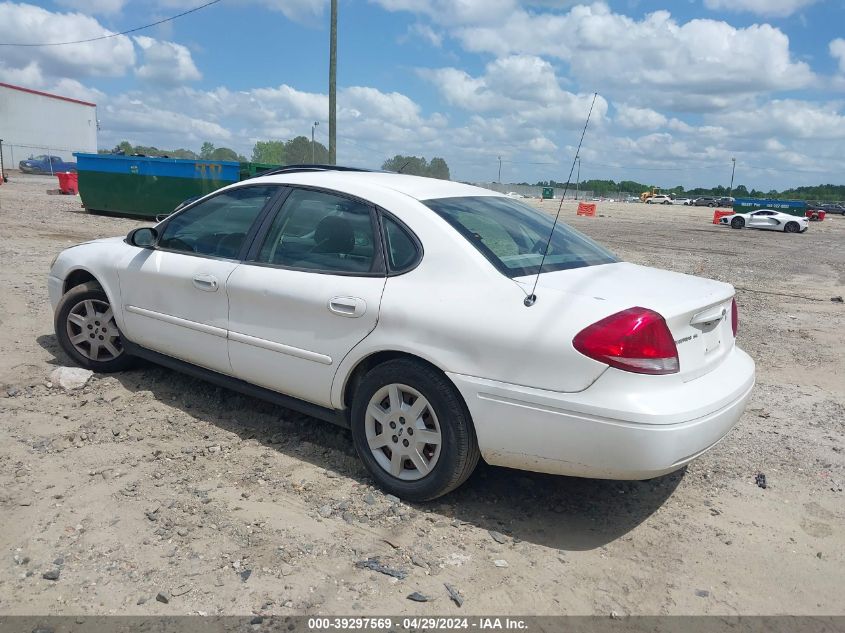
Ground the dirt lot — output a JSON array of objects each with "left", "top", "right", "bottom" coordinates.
[{"left": 0, "top": 174, "right": 843, "bottom": 616}]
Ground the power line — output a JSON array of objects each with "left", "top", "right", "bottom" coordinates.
[{"left": 0, "top": 0, "right": 224, "bottom": 47}]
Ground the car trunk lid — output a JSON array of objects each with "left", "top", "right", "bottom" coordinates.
[{"left": 515, "top": 262, "right": 736, "bottom": 381}]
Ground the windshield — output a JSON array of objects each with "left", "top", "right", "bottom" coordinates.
[{"left": 425, "top": 196, "right": 618, "bottom": 278}]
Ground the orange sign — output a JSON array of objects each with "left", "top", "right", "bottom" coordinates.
[
  {"left": 577, "top": 202, "right": 597, "bottom": 217},
  {"left": 712, "top": 209, "right": 734, "bottom": 224}
]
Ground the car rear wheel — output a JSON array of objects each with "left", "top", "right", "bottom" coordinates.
[
  {"left": 784, "top": 221, "right": 799, "bottom": 233},
  {"left": 350, "top": 358, "right": 480, "bottom": 501},
  {"left": 55, "top": 282, "right": 134, "bottom": 372},
  {"left": 663, "top": 200, "right": 671, "bottom": 205},
  {"left": 731, "top": 217, "right": 745, "bottom": 229}
]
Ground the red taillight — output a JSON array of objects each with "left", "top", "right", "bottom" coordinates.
[
  {"left": 731, "top": 297, "right": 738, "bottom": 337},
  {"left": 573, "top": 307, "right": 679, "bottom": 375}
]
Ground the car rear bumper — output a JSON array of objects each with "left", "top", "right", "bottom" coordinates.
[{"left": 448, "top": 346, "right": 755, "bottom": 480}]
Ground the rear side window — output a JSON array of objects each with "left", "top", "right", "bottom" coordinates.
[
  {"left": 255, "top": 188, "right": 378, "bottom": 274},
  {"left": 424, "top": 196, "right": 617, "bottom": 278},
  {"left": 382, "top": 216, "right": 419, "bottom": 273}
]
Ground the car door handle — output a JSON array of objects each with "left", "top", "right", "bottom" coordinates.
[
  {"left": 328, "top": 296, "right": 366, "bottom": 318},
  {"left": 192, "top": 274, "right": 219, "bottom": 292}
]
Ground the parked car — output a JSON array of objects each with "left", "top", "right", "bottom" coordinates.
[
  {"left": 717, "top": 197, "right": 735, "bottom": 207},
  {"left": 718, "top": 209, "right": 808, "bottom": 233},
  {"left": 48, "top": 166, "right": 755, "bottom": 500},
  {"left": 646, "top": 195, "right": 673, "bottom": 204},
  {"left": 694, "top": 197, "right": 719, "bottom": 207},
  {"left": 819, "top": 203, "right": 845, "bottom": 215},
  {"left": 672, "top": 197, "right": 692, "bottom": 205},
  {"left": 19, "top": 155, "right": 77, "bottom": 174}
]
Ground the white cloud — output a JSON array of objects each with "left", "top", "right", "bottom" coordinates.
[
  {"left": 0, "top": 2, "right": 136, "bottom": 80},
  {"left": 420, "top": 55, "right": 608, "bottom": 128},
  {"left": 831, "top": 39, "right": 845, "bottom": 74},
  {"left": 48, "top": 78, "right": 106, "bottom": 104},
  {"left": 528, "top": 136, "right": 557, "bottom": 152},
  {"left": 134, "top": 36, "right": 201, "bottom": 85},
  {"left": 708, "top": 100, "right": 845, "bottom": 140},
  {"left": 371, "top": 0, "right": 516, "bottom": 25},
  {"left": 55, "top": 0, "right": 126, "bottom": 15},
  {"left": 102, "top": 93, "right": 233, "bottom": 147},
  {"left": 615, "top": 105, "right": 668, "bottom": 130},
  {"left": 703, "top": 0, "right": 818, "bottom": 18},
  {"left": 258, "top": 0, "right": 328, "bottom": 24},
  {"left": 383, "top": 3, "right": 814, "bottom": 111},
  {"left": 407, "top": 23, "right": 443, "bottom": 47},
  {"left": 0, "top": 61, "right": 44, "bottom": 86}
]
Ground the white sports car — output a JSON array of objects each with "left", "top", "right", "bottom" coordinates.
[
  {"left": 719, "top": 209, "right": 809, "bottom": 233},
  {"left": 48, "top": 167, "right": 755, "bottom": 500}
]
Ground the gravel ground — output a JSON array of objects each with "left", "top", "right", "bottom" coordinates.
[{"left": 0, "top": 174, "right": 843, "bottom": 616}]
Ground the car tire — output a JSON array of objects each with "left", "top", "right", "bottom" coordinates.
[
  {"left": 663, "top": 200, "right": 671, "bottom": 205},
  {"left": 784, "top": 221, "right": 799, "bottom": 233},
  {"left": 646, "top": 200, "right": 652, "bottom": 204},
  {"left": 54, "top": 282, "right": 134, "bottom": 372},
  {"left": 731, "top": 217, "right": 745, "bottom": 229},
  {"left": 350, "top": 358, "right": 480, "bottom": 501},
  {"left": 708, "top": 202, "right": 716, "bottom": 207}
]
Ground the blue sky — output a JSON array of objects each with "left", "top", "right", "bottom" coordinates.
[{"left": 2, "top": 0, "right": 844, "bottom": 190}]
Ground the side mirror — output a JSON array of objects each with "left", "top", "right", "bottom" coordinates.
[{"left": 127, "top": 227, "right": 158, "bottom": 248}]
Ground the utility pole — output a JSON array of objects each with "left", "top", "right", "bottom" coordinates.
[
  {"left": 311, "top": 121, "right": 319, "bottom": 163},
  {"left": 729, "top": 157, "right": 736, "bottom": 198},
  {"left": 576, "top": 157, "right": 581, "bottom": 200},
  {"left": 328, "top": 0, "right": 337, "bottom": 165},
  {"left": 497, "top": 156, "right": 502, "bottom": 183}
]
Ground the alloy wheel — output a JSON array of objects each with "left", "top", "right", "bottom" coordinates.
[{"left": 65, "top": 298, "right": 123, "bottom": 361}]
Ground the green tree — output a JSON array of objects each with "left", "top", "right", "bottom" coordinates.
[
  {"left": 428, "top": 157, "right": 450, "bottom": 180},
  {"left": 381, "top": 155, "right": 450, "bottom": 179},
  {"left": 251, "top": 140, "right": 285, "bottom": 165},
  {"left": 209, "top": 147, "right": 239, "bottom": 161},
  {"left": 200, "top": 142, "right": 215, "bottom": 159},
  {"left": 284, "top": 136, "right": 328, "bottom": 164}
]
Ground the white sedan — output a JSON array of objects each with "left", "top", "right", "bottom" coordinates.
[
  {"left": 48, "top": 168, "right": 755, "bottom": 500},
  {"left": 719, "top": 209, "right": 809, "bottom": 233}
]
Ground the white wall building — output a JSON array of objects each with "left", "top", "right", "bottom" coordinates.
[{"left": 0, "top": 82, "right": 97, "bottom": 171}]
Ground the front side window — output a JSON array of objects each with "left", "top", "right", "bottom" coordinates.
[
  {"left": 255, "top": 188, "right": 377, "bottom": 274},
  {"left": 158, "top": 186, "right": 278, "bottom": 258},
  {"left": 425, "top": 196, "right": 618, "bottom": 278}
]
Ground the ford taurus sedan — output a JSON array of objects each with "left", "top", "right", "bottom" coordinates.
[{"left": 48, "top": 167, "right": 756, "bottom": 500}]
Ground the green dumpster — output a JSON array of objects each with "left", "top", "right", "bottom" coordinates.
[
  {"left": 74, "top": 153, "right": 240, "bottom": 219},
  {"left": 542, "top": 187, "right": 554, "bottom": 199},
  {"left": 239, "top": 161, "right": 281, "bottom": 180}
]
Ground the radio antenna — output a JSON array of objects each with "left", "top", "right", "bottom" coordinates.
[{"left": 524, "top": 92, "right": 598, "bottom": 307}]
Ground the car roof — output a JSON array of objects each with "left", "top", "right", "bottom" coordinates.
[{"left": 248, "top": 169, "right": 502, "bottom": 202}]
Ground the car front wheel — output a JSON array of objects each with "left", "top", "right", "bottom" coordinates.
[
  {"left": 784, "top": 221, "right": 800, "bottom": 233},
  {"left": 55, "top": 282, "right": 134, "bottom": 372},
  {"left": 731, "top": 217, "right": 745, "bottom": 229},
  {"left": 350, "top": 358, "right": 480, "bottom": 501}
]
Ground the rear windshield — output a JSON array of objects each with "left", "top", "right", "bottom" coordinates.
[{"left": 424, "top": 196, "right": 618, "bottom": 278}]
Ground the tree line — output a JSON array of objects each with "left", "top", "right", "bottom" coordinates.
[
  {"left": 102, "top": 141, "right": 451, "bottom": 180},
  {"left": 527, "top": 178, "right": 845, "bottom": 202}
]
